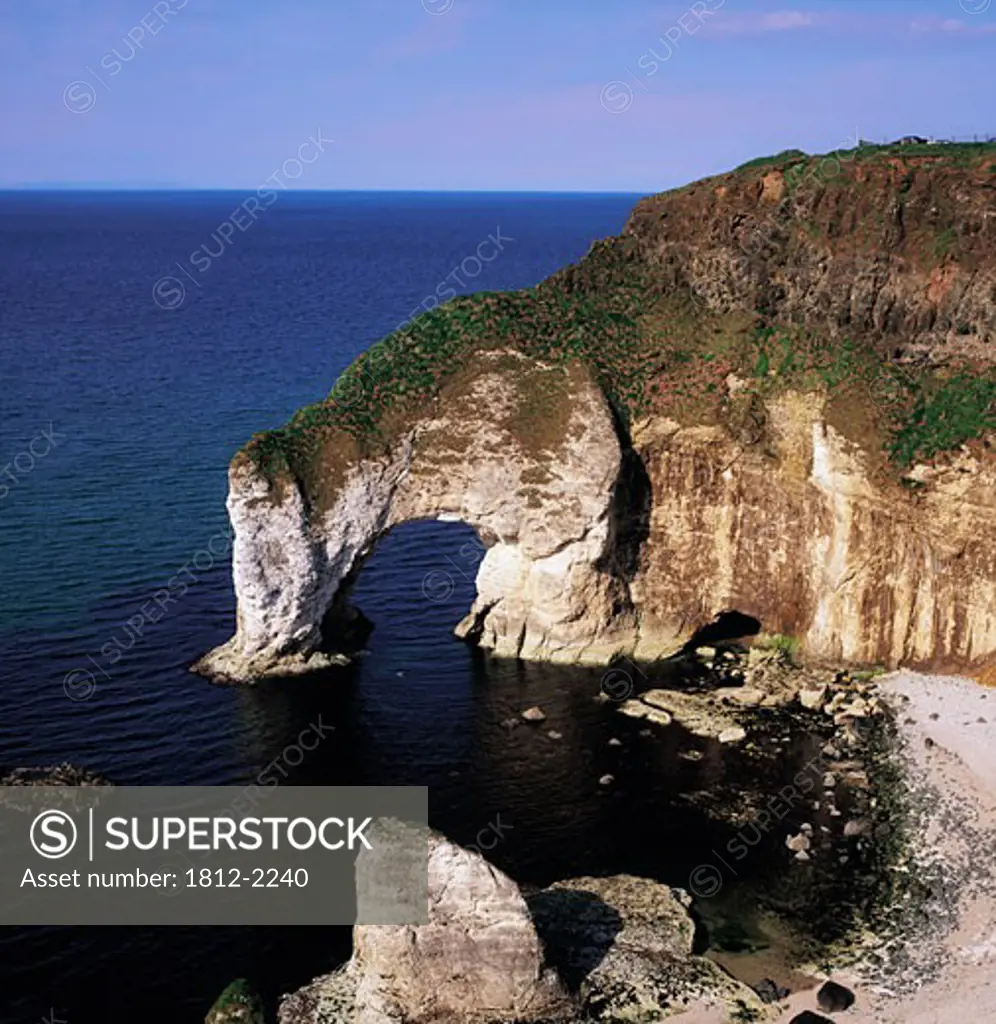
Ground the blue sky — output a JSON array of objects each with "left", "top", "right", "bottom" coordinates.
[{"left": 1, "top": 0, "right": 994, "bottom": 190}]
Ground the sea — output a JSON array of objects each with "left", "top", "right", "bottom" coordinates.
[{"left": 0, "top": 191, "right": 825, "bottom": 1022}]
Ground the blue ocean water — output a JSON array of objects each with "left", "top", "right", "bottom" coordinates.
[
  {"left": 0, "top": 192, "right": 823, "bottom": 1023},
  {"left": 0, "top": 190, "right": 638, "bottom": 779}
]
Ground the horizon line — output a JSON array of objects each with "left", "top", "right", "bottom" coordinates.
[{"left": 0, "top": 186, "right": 650, "bottom": 195}]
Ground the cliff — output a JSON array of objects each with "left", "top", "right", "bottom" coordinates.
[{"left": 194, "top": 143, "right": 996, "bottom": 683}]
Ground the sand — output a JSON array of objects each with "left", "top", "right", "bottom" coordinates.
[{"left": 682, "top": 670, "right": 996, "bottom": 1023}]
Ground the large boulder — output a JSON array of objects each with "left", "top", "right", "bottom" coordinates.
[
  {"left": 279, "top": 829, "right": 569, "bottom": 1024},
  {"left": 529, "top": 875, "right": 769, "bottom": 1022},
  {"left": 352, "top": 831, "right": 568, "bottom": 1023},
  {"left": 279, "top": 846, "right": 769, "bottom": 1023}
]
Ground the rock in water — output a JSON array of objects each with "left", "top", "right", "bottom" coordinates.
[
  {"left": 287, "top": 827, "right": 569, "bottom": 1024},
  {"left": 206, "top": 980, "right": 266, "bottom": 1024},
  {"left": 195, "top": 355, "right": 638, "bottom": 683},
  {"left": 798, "top": 686, "right": 827, "bottom": 710},
  {"left": 817, "top": 978, "right": 856, "bottom": 1012},
  {"left": 0, "top": 763, "right": 112, "bottom": 786},
  {"left": 521, "top": 706, "right": 546, "bottom": 722}
]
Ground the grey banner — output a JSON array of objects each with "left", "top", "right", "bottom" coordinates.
[{"left": 0, "top": 786, "right": 428, "bottom": 925}]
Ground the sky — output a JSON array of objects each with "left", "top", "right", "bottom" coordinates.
[{"left": 0, "top": 0, "right": 994, "bottom": 191}]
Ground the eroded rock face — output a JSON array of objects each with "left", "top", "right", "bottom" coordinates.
[
  {"left": 279, "top": 830, "right": 569, "bottom": 1024},
  {"left": 200, "top": 341, "right": 996, "bottom": 683},
  {"left": 195, "top": 354, "right": 633, "bottom": 681},
  {"left": 630, "top": 391, "right": 996, "bottom": 671},
  {"left": 626, "top": 156, "right": 996, "bottom": 364},
  {"left": 198, "top": 361, "right": 996, "bottom": 682},
  {"left": 278, "top": 839, "right": 765, "bottom": 1024}
]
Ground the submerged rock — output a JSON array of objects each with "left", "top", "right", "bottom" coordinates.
[
  {"left": 0, "top": 763, "right": 112, "bottom": 786},
  {"left": 618, "top": 700, "right": 673, "bottom": 728},
  {"left": 206, "top": 980, "right": 266, "bottom": 1024},
  {"left": 619, "top": 688, "right": 742, "bottom": 738}
]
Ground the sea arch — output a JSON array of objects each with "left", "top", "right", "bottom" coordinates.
[{"left": 196, "top": 352, "right": 643, "bottom": 682}]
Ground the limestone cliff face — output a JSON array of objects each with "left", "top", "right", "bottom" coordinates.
[
  {"left": 195, "top": 354, "right": 635, "bottom": 681},
  {"left": 196, "top": 147, "right": 996, "bottom": 682},
  {"left": 629, "top": 392, "right": 996, "bottom": 672},
  {"left": 197, "top": 370, "right": 996, "bottom": 681}
]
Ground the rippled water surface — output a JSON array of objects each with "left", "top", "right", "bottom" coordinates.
[{"left": 0, "top": 192, "right": 829, "bottom": 1023}]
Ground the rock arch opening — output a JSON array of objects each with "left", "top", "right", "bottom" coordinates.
[{"left": 195, "top": 354, "right": 646, "bottom": 683}]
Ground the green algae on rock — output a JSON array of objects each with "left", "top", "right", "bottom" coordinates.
[{"left": 206, "top": 980, "right": 267, "bottom": 1024}]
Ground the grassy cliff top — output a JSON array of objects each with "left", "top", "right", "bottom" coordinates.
[{"left": 245, "top": 142, "right": 996, "bottom": 498}]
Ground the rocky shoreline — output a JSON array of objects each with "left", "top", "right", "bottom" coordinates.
[
  {"left": 199, "top": 645, "right": 991, "bottom": 1024},
  {"left": 8, "top": 663, "right": 981, "bottom": 1023}
]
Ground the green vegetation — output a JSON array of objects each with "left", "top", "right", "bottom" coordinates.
[
  {"left": 754, "top": 633, "right": 801, "bottom": 665},
  {"left": 819, "top": 139, "right": 996, "bottom": 165},
  {"left": 932, "top": 227, "right": 959, "bottom": 259},
  {"left": 245, "top": 143, "right": 996, "bottom": 495},
  {"left": 247, "top": 236, "right": 657, "bottom": 483},
  {"left": 889, "top": 373, "right": 996, "bottom": 466},
  {"left": 734, "top": 148, "right": 808, "bottom": 172},
  {"left": 205, "top": 979, "right": 265, "bottom": 1024}
]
